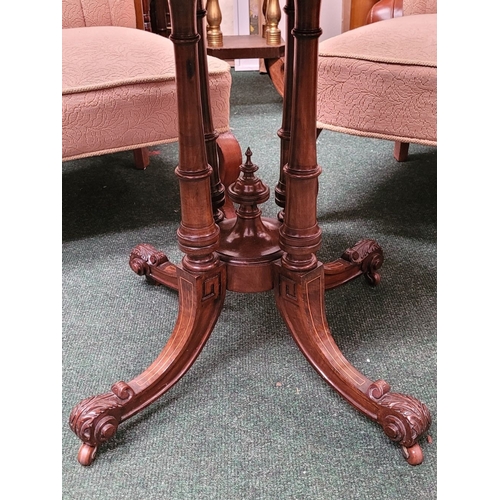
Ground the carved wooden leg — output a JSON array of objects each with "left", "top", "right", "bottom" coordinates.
[
  {"left": 129, "top": 242, "right": 180, "bottom": 290},
  {"left": 273, "top": 0, "right": 430, "bottom": 464},
  {"left": 69, "top": 0, "right": 229, "bottom": 466},
  {"left": 69, "top": 263, "right": 226, "bottom": 465},
  {"left": 274, "top": 261, "right": 431, "bottom": 465}
]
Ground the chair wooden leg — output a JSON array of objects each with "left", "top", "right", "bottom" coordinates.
[
  {"left": 394, "top": 141, "right": 409, "bottom": 162},
  {"left": 133, "top": 147, "right": 150, "bottom": 169}
]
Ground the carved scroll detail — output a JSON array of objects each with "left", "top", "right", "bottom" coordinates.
[
  {"left": 342, "top": 239, "right": 381, "bottom": 264},
  {"left": 68, "top": 386, "right": 133, "bottom": 447},
  {"left": 342, "top": 239, "right": 384, "bottom": 285},
  {"left": 129, "top": 243, "right": 170, "bottom": 277},
  {"left": 368, "top": 380, "right": 431, "bottom": 447}
]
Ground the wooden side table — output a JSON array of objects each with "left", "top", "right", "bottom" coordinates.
[
  {"left": 206, "top": 35, "right": 286, "bottom": 96},
  {"left": 69, "top": 0, "right": 431, "bottom": 467}
]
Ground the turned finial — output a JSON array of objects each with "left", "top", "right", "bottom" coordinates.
[
  {"left": 265, "top": 0, "right": 281, "bottom": 45},
  {"left": 206, "top": 0, "right": 223, "bottom": 47},
  {"left": 242, "top": 147, "right": 257, "bottom": 175},
  {"left": 228, "top": 148, "right": 269, "bottom": 208}
]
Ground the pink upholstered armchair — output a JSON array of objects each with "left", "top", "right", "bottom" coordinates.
[
  {"left": 317, "top": 0, "right": 437, "bottom": 161},
  {"left": 62, "top": 0, "right": 239, "bottom": 176}
]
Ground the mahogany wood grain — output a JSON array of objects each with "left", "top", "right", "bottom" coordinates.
[
  {"left": 70, "top": 263, "right": 226, "bottom": 465},
  {"left": 196, "top": 0, "right": 226, "bottom": 222},
  {"left": 206, "top": 34, "right": 285, "bottom": 60},
  {"left": 217, "top": 148, "right": 282, "bottom": 292},
  {"left": 274, "top": 0, "right": 295, "bottom": 220},
  {"left": 278, "top": 0, "right": 323, "bottom": 273},
  {"left": 216, "top": 131, "right": 243, "bottom": 220}
]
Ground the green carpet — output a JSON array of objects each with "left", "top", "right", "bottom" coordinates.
[{"left": 62, "top": 69, "right": 437, "bottom": 499}]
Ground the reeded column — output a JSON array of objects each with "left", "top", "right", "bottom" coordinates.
[
  {"left": 167, "top": 0, "right": 220, "bottom": 272},
  {"left": 279, "top": 0, "right": 323, "bottom": 272}
]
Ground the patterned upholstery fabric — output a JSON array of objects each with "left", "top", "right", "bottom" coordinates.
[
  {"left": 403, "top": 0, "right": 437, "bottom": 16},
  {"left": 62, "top": 0, "right": 137, "bottom": 29},
  {"left": 62, "top": 0, "right": 232, "bottom": 162},
  {"left": 317, "top": 13, "right": 436, "bottom": 146}
]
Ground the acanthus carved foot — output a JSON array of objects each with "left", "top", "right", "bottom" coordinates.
[
  {"left": 368, "top": 380, "right": 431, "bottom": 465},
  {"left": 129, "top": 243, "right": 179, "bottom": 290},
  {"left": 69, "top": 381, "right": 134, "bottom": 466},
  {"left": 324, "top": 239, "right": 384, "bottom": 289}
]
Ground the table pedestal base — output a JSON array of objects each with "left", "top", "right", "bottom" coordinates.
[
  {"left": 68, "top": 0, "right": 431, "bottom": 468},
  {"left": 70, "top": 239, "right": 429, "bottom": 467},
  {"left": 69, "top": 154, "right": 430, "bottom": 468}
]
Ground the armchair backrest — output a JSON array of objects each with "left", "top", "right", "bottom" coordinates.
[
  {"left": 403, "top": 0, "right": 437, "bottom": 15},
  {"left": 62, "top": 0, "right": 140, "bottom": 29},
  {"left": 365, "top": 0, "right": 437, "bottom": 25}
]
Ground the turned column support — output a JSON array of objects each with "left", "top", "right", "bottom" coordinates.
[
  {"left": 278, "top": 0, "right": 323, "bottom": 272},
  {"left": 167, "top": 0, "right": 220, "bottom": 273},
  {"left": 275, "top": 0, "right": 295, "bottom": 221},
  {"left": 196, "top": 0, "right": 226, "bottom": 223}
]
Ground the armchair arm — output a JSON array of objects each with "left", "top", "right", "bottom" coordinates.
[{"left": 366, "top": 0, "right": 403, "bottom": 25}]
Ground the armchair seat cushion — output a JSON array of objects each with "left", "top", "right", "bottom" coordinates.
[
  {"left": 317, "top": 14, "right": 437, "bottom": 145},
  {"left": 62, "top": 26, "right": 231, "bottom": 161}
]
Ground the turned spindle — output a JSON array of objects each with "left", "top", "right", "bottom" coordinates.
[
  {"left": 265, "top": 0, "right": 282, "bottom": 45},
  {"left": 206, "top": 0, "right": 223, "bottom": 47}
]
